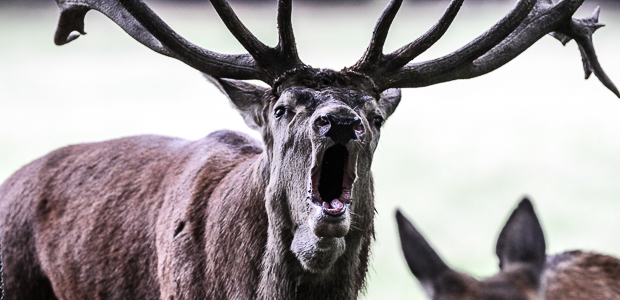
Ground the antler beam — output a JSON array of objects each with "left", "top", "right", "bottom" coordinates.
[
  {"left": 55, "top": 0, "right": 266, "bottom": 80},
  {"left": 53, "top": 0, "right": 616, "bottom": 96},
  {"left": 53, "top": 0, "right": 304, "bottom": 85}
]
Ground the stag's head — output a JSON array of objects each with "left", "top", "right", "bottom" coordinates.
[
  {"left": 210, "top": 67, "right": 401, "bottom": 272},
  {"left": 53, "top": 0, "right": 616, "bottom": 274},
  {"left": 396, "top": 198, "right": 547, "bottom": 300}
]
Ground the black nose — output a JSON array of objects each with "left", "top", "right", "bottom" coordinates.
[{"left": 315, "top": 114, "right": 364, "bottom": 144}]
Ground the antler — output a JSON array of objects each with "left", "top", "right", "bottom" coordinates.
[
  {"left": 54, "top": 0, "right": 616, "bottom": 96},
  {"left": 351, "top": 0, "right": 619, "bottom": 97},
  {"left": 53, "top": 0, "right": 305, "bottom": 85}
]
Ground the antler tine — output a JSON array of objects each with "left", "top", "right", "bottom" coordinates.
[
  {"left": 352, "top": 0, "right": 404, "bottom": 72},
  {"left": 209, "top": 0, "right": 307, "bottom": 82},
  {"left": 276, "top": 0, "right": 302, "bottom": 68},
  {"left": 573, "top": 31, "right": 619, "bottom": 97},
  {"left": 380, "top": 0, "right": 464, "bottom": 73},
  {"left": 208, "top": 0, "right": 273, "bottom": 68},
  {"left": 551, "top": 6, "right": 619, "bottom": 97}
]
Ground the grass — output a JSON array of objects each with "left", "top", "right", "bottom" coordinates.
[{"left": 1, "top": 1, "right": 620, "bottom": 299}]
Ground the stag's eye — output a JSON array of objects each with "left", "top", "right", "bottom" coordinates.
[
  {"left": 274, "top": 106, "right": 287, "bottom": 119},
  {"left": 373, "top": 116, "right": 384, "bottom": 128}
]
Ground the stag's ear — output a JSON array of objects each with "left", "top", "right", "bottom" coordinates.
[
  {"left": 205, "top": 75, "right": 270, "bottom": 131},
  {"left": 379, "top": 88, "right": 401, "bottom": 118},
  {"left": 496, "top": 198, "right": 546, "bottom": 276},
  {"left": 396, "top": 209, "right": 452, "bottom": 296}
]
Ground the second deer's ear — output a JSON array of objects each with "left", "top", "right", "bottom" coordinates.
[
  {"left": 396, "top": 209, "right": 451, "bottom": 296},
  {"left": 205, "top": 75, "right": 270, "bottom": 131},
  {"left": 495, "top": 198, "right": 547, "bottom": 275}
]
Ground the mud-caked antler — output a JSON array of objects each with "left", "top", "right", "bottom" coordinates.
[
  {"left": 350, "top": 0, "right": 619, "bottom": 97},
  {"left": 54, "top": 0, "right": 305, "bottom": 85}
]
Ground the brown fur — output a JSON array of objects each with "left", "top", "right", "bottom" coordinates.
[
  {"left": 546, "top": 251, "right": 620, "bottom": 300},
  {"left": 0, "top": 133, "right": 266, "bottom": 299},
  {"left": 0, "top": 70, "right": 401, "bottom": 300}
]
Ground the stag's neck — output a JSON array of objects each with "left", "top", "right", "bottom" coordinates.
[
  {"left": 208, "top": 141, "right": 374, "bottom": 300},
  {"left": 182, "top": 138, "right": 272, "bottom": 299},
  {"left": 258, "top": 233, "right": 372, "bottom": 300},
  {"left": 256, "top": 174, "right": 375, "bottom": 300}
]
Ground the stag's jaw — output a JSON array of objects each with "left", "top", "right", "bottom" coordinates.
[
  {"left": 290, "top": 143, "right": 357, "bottom": 273},
  {"left": 291, "top": 224, "right": 346, "bottom": 273}
]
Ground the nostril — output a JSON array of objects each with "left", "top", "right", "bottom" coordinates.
[
  {"left": 315, "top": 116, "right": 331, "bottom": 136},
  {"left": 353, "top": 121, "right": 364, "bottom": 136},
  {"left": 315, "top": 116, "right": 330, "bottom": 127}
]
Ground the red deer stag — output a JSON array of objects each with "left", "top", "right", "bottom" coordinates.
[
  {"left": 0, "top": 0, "right": 617, "bottom": 299},
  {"left": 397, "top": 198, "right": 620, "bottom": 300}
]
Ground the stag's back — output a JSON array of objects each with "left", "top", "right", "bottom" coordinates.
[{"left": 0, "top": 131, "right": 263, "bottom": 299}]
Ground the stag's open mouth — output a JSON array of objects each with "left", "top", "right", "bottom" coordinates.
[{"left": 311, "top": 144, "right": 354, "bottom": 216}]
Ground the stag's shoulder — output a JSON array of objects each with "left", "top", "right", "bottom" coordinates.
[
  {"left": 545, "top": 250, "right": 620, "bottom": 300},
  {"left": 0, "top": 132, "right": 262, "bottom": 202},
  {"left": 178, "top": 130, "right": 263, "bottom": 190},
  {"left": 1, "top": 135, "right": 185, "bottom": 194},
  {"left": 200, "top": 130, "right": 263, "bottom": 155}
]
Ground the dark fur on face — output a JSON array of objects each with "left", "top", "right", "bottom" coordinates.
[
  {"left": 397, "top": 197, "right": 620, "bottom": 300},
  {"left": 274, "top": 68, "right": 380, "bottom": 98},
  {"left": 0, "top": 69, "right": 401, "bottom": 300}
]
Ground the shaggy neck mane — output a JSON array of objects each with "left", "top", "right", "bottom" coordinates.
[{"left": 252, "top": 151, "right": 375, "bottom": 300}]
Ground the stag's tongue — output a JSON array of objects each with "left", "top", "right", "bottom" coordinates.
[
  {"left": 322, "top": 201, "right": 330, "bottom": 209},
  {"left": 322, "top": 199, "right": 344, "bottom": 213},
  {"left": 330, "top": 199, "right": 344, "bottom": 211}
]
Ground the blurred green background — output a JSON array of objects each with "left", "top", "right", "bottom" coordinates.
[{"left": 1, "top": 0, "right": 619, "bottom": 299}]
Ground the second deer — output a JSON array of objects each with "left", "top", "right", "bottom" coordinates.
[{"left": 396, "top": 198, "right": 620, "bottom": 300}]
